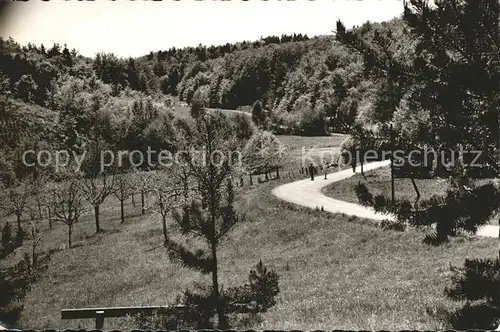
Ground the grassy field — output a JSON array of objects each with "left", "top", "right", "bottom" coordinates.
[
  {"left": 277, "top": 134, "right": 346, "bottom": 173},
  {"left": 173, "top": 103, "right": 346, "bottom": 173},
  {"left": 322, "top": 166, "right": 498, "bottom": 224},
  {"left": 10, "top": 175, "right": 498, "bottom": 330},
  {"left": 3, "top": 135, "right": 498, "bottom": 330},
  {"left": 322, "top": 166, "right": 451, "bottom": 204}
]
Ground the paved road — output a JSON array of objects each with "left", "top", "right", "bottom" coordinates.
[{"left": 272, "top": 160, "right": 499, "bottom": 238}]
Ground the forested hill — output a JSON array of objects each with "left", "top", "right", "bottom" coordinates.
[{"left": 0, "top": 17, "right": 409, "bottom": 162}]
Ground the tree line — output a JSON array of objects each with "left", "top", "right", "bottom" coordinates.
[{"left": 0, "top": 21, "right": 411, "bottom": 139}]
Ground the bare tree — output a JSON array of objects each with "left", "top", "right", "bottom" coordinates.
[
  {"left": 113, "top": 173, "right": 133, "bottom": 223},
  {"left": 134, "top": 168, "right": 154, "bottom": 215},
  {"left": 150, "top": 170, "right": 183, "bottom": 243},
  {"left": 27, "top": 220, "right": 42, "bottom": 268},
  {"left": 7, "top": 181, "right": 30, "bottom": 231},
  {"left": 29, "top": 174, "right": 48, "bottom": 220},
  {"left": 40, "top": 183, "right": 57, "bottom": 229},
  {"left": 52, "top": 179, "right": 85, "bottom": 248},
  {"left": 81, "top": 173, "right": 115, "bottom": 233}
]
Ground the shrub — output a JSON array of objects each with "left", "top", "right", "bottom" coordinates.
[
  {"left": 354, "top": 182, "right": 373, "bottom": 206},
  {"left": 373, "top": 194, "right": 389, "bottom": 212},
  {"left": 129, "top": 260, "right": 280, "bottom": 329},
  {"left": 445, "top": 257, "right": 500, "bottom": 329},
  {"left": 225, "top": 259, "right": 280, "bottom": 313},
  {"left": 1, "top": 222, "right": 13, "bottom": 256}
]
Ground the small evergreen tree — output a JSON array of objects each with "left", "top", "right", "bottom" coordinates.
[
  {"left": 165, "top": 113, "right": 244, "bottom": 328},
  {"left": 446, "top": 257, "right": 500, "bottom": 329}
]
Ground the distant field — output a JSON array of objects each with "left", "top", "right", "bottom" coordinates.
[
  {"left": 277, "top": 134, "right": 347, "bottom": 173},
  {"left": 12, "top": 176, "right": 498, "bottom": 330},
  {"left": 276, "top": 134, "right": 347, "bottom": 150},
  {"left": 172, "top": 104, "right": 347, "bottom": 174},
  {"left": 173, "top": 105, "right": 251, "bottom": 119}
]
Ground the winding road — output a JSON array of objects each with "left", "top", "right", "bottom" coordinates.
[{"left": 272, "top": 160, "right": 499, "bottom": 238}]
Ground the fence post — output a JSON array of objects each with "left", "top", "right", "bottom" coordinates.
[{"left": 95, "top": 310, "right": 105, "bottom": 329}]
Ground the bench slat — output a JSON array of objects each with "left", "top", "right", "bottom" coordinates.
[{"left": 61, "top": 305, "right": 187, "bottom": 319}]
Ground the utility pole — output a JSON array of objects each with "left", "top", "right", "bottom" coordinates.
[{"left": 390, "top": 124, "right": 395, "bottom": 206}]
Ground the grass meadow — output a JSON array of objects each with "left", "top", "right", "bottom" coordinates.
[
  {"left": 322, "top": 166, "right": 498, "bottom": 225},
  {"left": 2, "top": 135, "right": 498, "bottom": 330}
]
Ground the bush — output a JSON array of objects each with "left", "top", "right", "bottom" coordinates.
[
  {"left": 445, "top": 257, "right": 500, "bottom": 329},
  {"left": 354, "top": 182, "right": 373, "bottom": 206},
  {"left": 1, "top": 222, "right": 13, "bottom": 256},
  {"left": 225, "top": 259, "right": 280, "bottom": 313},
  {"left": 373, "top": 194, "right": 390, "bottom": 212},
  {"left": 129, "top": 260, "right": 280, "bottom": 329},
  {"left": 0, "top": 251, "right": 50, "bottom": 325}
]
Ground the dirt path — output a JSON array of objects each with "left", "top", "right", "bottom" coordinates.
[{"left": 272, "top": 160, "right": 499, "bottom": 238}]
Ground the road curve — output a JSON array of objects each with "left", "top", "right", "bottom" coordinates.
[{"left": 272, "top": 160, "right": 499, "bottom": 238}]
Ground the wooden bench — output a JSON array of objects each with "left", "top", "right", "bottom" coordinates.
[
  {"left": 61, "top": 305, "right": 187, "bottom": 329},
  {"left": 61, "top": 303, "right": 254, "bottom": 329}
]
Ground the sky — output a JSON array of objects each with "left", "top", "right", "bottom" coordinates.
[{"left": 0, "top": 0, "right": 404, "bottom": 58}]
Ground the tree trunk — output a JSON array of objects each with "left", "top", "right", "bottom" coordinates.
[
  {"left": 132, "top": 193, "right": 136, "bottom": 207},
  {"left": 276, "top": 166, "right": 280, "bottom": 179},
  {"left": 94, "top": 205, "right": 101, "bottom": 233},
  {"left": 37, "top": 200, "right": 42, "bottom": 219},
  {"left": 410, "top": 176, "right": 420, "bottom": 204},
  {"left": 211, "top": 241, "right": 227, "bottom": 329},
  {"left": 16, "top": 213, "right": 21, "bottom": 231},
  {"left": 47, "top": 207, "right": 52, "bottom": 229},
  {"left": 32, "top": 241, "right": 37, "bottom": 267},
  {"left": 120, "top": 200, "right": 125, "bottom": 223},
  {"left": 265, "top": 171, "right": 269, "bottom": 180},
  {"left": 162, "top": 215, "right": 167, "bottom": 243},
  {"left": 249, "top": 174, "right": 253, "bottom": 185},
  {"left": 141, "top": 192, "right": 145, "bottom": 215},
  {"left": 68, "top": 224, "right": 73, "bottom": 249}
]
